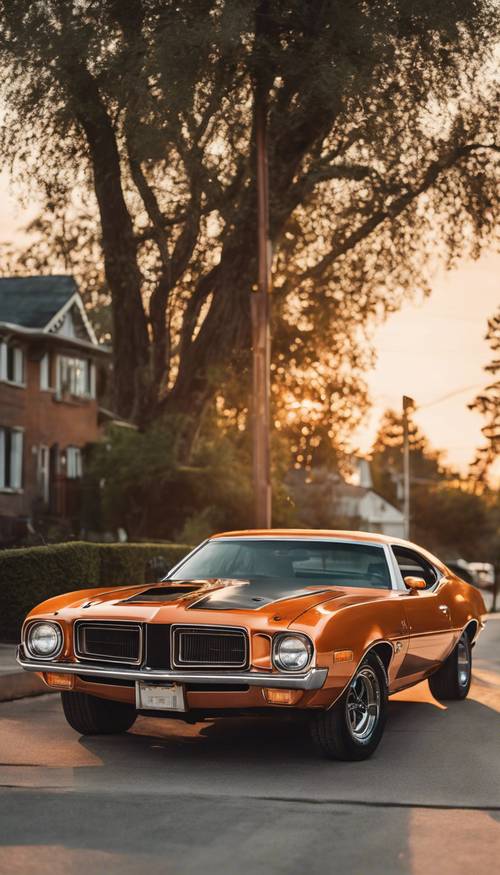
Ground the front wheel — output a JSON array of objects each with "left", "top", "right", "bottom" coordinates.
[
  {"left": 61, "top": 691, "right": 137, "bottom": 736},
  {"left": 310, "top": 651, "right": 388, "bottom": 761},
  {"left": 428, "top": 631, "right": 472, "bottom": 701}
]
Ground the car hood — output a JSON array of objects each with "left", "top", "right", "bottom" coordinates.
[{"left": 51, "top": 577, "right": 366, "bottom": 626}]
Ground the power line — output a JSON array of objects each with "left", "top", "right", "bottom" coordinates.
[{"left": 417, "top": 384, "right": 483, "bottom": 410}]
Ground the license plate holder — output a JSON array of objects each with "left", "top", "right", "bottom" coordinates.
[{"left": 136, "top": 681, "right": 186, "bottom": 712}]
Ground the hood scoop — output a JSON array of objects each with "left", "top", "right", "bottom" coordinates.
[{"left": 120, "top": 584, "right": 204, "bottom": 603}]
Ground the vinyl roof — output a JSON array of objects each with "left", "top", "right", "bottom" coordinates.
[{"left": 212, "top": 529, "right": 395, "bottom": 544}]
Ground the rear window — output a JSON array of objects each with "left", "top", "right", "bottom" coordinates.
[{"left": 170, "top": 540, "right": 392, "bottom": 589}]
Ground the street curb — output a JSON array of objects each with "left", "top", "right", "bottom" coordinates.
[{"left": 0, "top": 671, "right": 48, "bottom": 703}]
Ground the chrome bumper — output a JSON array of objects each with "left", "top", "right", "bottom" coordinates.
[{"left": 16, "top": 647, "right": 328, "bottom": 691}]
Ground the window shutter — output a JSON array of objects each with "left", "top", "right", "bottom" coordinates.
[
  {"left": 10, "top": 430, "right": 23, "bottom": 489},
  {"left": 0, "top": 428, "right": 5, "bottom": 488},
  {"left": 40, "top": 353, "right": 49, "bottom": 389},
  {"left": 89, "top": 362, "right": 96, "bottom": 398},
  {"left": 0, "top": 342, "right": 6, "bottom": 381},
  {"left": 13, "top": 347, "right": 24, "bottom": 384}
]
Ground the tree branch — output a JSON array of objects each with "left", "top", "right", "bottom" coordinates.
[{"left": 298, "top": 142, "right": 499, "bottom": 284}]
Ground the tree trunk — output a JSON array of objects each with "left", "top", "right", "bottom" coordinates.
[{"left": 64, "top": 60, "right": 150, "bottom": 421}]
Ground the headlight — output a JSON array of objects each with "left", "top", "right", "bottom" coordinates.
[
  {"left": 26, "top": 622, "right": 63, "bottom": 659},
  {"left": 273, "top": 634, "right": 312, "bottom": 672}
]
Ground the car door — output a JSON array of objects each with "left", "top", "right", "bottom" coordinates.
[{"left": 391, "top": 546, "right": 453, "bottom": 684}]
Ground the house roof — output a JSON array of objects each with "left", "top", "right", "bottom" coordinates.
[{"left": 0, "top": 275, "right": 78, "bottom": 329}]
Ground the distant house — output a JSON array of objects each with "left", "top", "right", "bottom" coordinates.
[
  {"left": 287, "top": 459, "right": 405, "bottom": 538},
  {"left": 0, "top": 275, "right": 109, "bottom": 541},
  {"left": 331, "top": 482, "right": 405, "bottom": 538}
]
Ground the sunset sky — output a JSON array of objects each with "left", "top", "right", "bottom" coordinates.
[
  {"left": 357, "top": 254, "right": 499, "bottom": 481},
  {"left": 0, "top": 171, "right": 498, "bottom": 481}
]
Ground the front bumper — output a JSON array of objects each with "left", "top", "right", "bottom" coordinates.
[{"left": 16, "top": 647, "right": 328, "bottom": 691}]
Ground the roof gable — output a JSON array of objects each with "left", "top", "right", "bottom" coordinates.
[
  {"left": 0, "top": 275, "right": 98, "bottom": 346},
  {"left": 0, "top": 275, "right": 79, "bottom": 329}
]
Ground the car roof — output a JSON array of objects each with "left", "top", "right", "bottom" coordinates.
[{"left": 211, "top": 529, "right": 416, "bottom": 549}]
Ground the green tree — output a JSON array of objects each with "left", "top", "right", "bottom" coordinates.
[
  {"left": 411, "top": 485, "right": 496, "bottom": 559},
  {"left": 469, "top": 308, "right": 500, "bottom": 483},
  {"left": 1, "top": 0, "right": 498, "bottom": 462},
  {"left": 370, "top": 407, "right": 453, "bottom": 506},
  {"left": 370, "top": 406, "right": 498, "bottom": 559},
  {"left": 85, "top": 413, "right": 295, "bottom": 540}
]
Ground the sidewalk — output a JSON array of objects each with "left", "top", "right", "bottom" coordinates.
[{"left": 0, "top": 644, "right": 47, "bottom": 702}]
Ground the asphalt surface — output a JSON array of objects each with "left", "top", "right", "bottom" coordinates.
[{"left": 0, "top": 617, "right": 499, "bottom": 874}]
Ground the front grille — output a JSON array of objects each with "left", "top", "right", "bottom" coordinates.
[
  {"left": 75, "top": 622, "right": 142, "bottom": 665},
  {"left": 173, "top": 625, "right": 248, "bottom": 669},
  {"left": 145, "top": 624, "right": 171, "bottom": 670}
]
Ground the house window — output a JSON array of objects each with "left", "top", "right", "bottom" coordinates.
[
  {"left": 0, "top": 427, "right": 23, "bottom": 490},
  {"left": 66, "top": 446, "right": 83, "bottom": 479},
  {"left": 57, "top": 355, "right": 95, "bottom": 399},
  {"left": 0, "top": 341, "right": 24, "bottom": 386}
]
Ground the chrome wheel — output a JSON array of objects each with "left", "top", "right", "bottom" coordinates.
[
  {"left": 457, "top": 633, "right": 471, "bottom": 689},
  {"left": 345, "top": 666, "right": 381, "bottom": 743}
]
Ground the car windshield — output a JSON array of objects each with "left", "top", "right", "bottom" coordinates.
[{"left": 169, "top": 539, "right": 392, "bottom": 590}]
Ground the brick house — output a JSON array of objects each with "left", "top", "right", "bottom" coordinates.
[{"left": 0, "top": 276, "right": 110, "bottom": 542}]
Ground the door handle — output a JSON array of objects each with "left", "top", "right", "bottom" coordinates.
[{"left": 439, "top": 605, "right": 450, "bottom": 613}]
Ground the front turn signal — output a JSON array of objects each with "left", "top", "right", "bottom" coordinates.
[
  {"left": 263, "top": 688, "right": 303, "bottom": 706},
  {"left": 44, "top": 672, "right": 74, "bottom": 690},
  {"left": 333, "top": 650, "right": 354, "bottom": 664}
]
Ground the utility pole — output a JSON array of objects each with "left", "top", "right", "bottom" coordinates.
[
  {"left": 251, "top": 84, "right": 272, "bottom": 528},
  {"left": 402, "top": 395, "right": 414, "bottom": 540}
]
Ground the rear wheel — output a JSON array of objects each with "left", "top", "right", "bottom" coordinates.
[
  {"left": 428, "top": 631, "right": 472, "bottom": 701},
  {"left": 310, "top": 651, "right": 388, "bottom": 761},
  {"left": 61, "top": 691, "right": 137, "bottom": 736}
]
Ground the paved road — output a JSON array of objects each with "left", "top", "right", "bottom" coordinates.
[{"left": 1, "top": 618, "right": 499, "bottom": 875}]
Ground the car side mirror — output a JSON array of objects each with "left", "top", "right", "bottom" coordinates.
[{"left": 404, "top": 576, "right": 427, "bottom": 593}]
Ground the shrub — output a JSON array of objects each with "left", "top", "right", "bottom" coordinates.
[
  {"left": 98, "top": 543, "right": 189, "bottom": 587},
  {"left": 0, "top": 541, "right": 190, "bottom": 641}
]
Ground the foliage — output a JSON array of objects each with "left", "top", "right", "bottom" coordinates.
[
  {"left": 469, "top": 308, "right": 500, "bottom": 482},
  {"left": 411, "top": 484, "right": 498, "bottom": 560},
  {"left": 0, "top": 0, "right": 498, "bottom": 468},
  {"left": 370, "top": 407, "right": 454, "bottom": 506},
  {"left": 370, "top": 406, "right": 499, "bottom": 561},
  {"left": 85, "top": 416, "right": 296, "bottom": 540},
  {"left": 0, "top": 540, "right": 191, "bottom": 640}
]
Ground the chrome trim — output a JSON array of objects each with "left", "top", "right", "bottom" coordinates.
[
  {"left": 73, "top": 621, "right": 143, "bottom": 666},
  {"left": 23, "top": 620, "right": 64, "bottom": 661},
  {"left": 171, "top": 624, "right": 249, "bottom": 670},
  {"left": 16, "top": 646, "right": 327, "bottom": 690},
  {"left": 164, "top": 539, "right": 209, "bottom": 579},
  {"left": 385, "top": 544, "right": 408, "bottom": 591},
  {"left": 272, "top": 632, "right": 314, "bottom": 673},
  {"left": 388, "top": 544, "right": 444, "bottom": 592}
]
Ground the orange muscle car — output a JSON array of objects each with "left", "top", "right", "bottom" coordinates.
[{"left": 18, "top": 530, "right": 486, "bottom": 760}]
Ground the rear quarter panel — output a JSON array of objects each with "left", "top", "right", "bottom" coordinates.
[{"left": 442, "top": 575, "right": 487, "bottom": 643}]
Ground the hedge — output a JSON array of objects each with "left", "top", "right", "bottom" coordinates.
[{"left": 0, "top": 541, "right": 191, "bottom": 641}]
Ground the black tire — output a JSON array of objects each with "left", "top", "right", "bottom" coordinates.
[
  {"left": 428, "top": 631, "right": 472, "bottom": 701},
  {"left": 310, "top": 651, "right": 388, "bottom": 761},
  {"left": 61, "top": 691, "right": 137, "bottom": 736}
]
